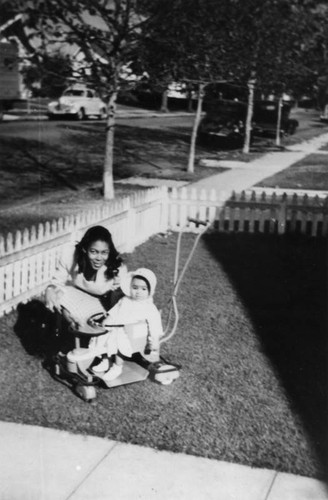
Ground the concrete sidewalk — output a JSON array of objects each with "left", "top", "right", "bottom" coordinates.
[
  {"left": 188, "top": 132, "right": 328, "bottom": 197},
  {"left": 3, "top": 130, "right": 328, "bottom": 500},
  {"left": 117, "top": 130, "right": 328, "bottom": 196},
  {"left": 1, "top": 422, "right": 327, "bottom": 500}
]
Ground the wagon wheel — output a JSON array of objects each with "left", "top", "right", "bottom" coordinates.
[{"left": 75, "top": 383, "right": 97, "bottom": 402}]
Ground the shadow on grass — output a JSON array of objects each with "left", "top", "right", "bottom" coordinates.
[
  {"left": 116, "top": 124, "right": 192, "bottom": 148},
  {"left": 67, "top": 122, "right": 192, "bottom": 145},
  {"left": 14, "top": 299, "right": 74, "bottom": 360},
  {"left": 203, "top": 231, "right": 328, "bottom": 475}
]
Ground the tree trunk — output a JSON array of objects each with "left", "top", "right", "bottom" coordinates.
[
  {"left": 275, "top": 96, "right": 283, "bottom": 147},
  {"left": 160, "top": 89, "right": 169, "bottom": 112},
  {"left": 103, "top": 91, "right": 117, "bottom": 200},
  {"left": 187, "top": 83, "right": 204, "bottom": 173},
  {"left": 187, "top": 87, "right": 193, "bottom": 112},
  {"left": 243, "top": 77, "right": 256, "bottom": 154}
]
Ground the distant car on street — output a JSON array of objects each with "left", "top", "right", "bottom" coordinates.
[
  {"left": 47, "top": 84, "right": 107, "bottom": 120},
  {"left": 198, "top": 99, "right": 247, "bottom": 147},
  {"left": 252, "top": 100, "right": 299, "bottom": 136},
  {"left": 198, "top": 99, "right": 299, "bottom": 147}
]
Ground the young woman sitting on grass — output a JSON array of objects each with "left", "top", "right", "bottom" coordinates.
[{"left": 45, "top": 225, "right": 127, "bottom": 329}]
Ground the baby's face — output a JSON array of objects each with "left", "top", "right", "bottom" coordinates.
[{"left": 130, "top": 277, "right": 149, "bottom": 301}]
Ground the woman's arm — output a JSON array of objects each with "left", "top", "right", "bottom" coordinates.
[
  {"left": 45, "top": 245, "right": 75, "bottom": 311},
  {"left": 51, "top": 245, "right": 76, "bottom": 287},
  {"left": 44, "top": 284, "right": 64, "bottom": 312}
]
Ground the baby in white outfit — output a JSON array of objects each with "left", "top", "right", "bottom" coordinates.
[{"left": 90, "top": 268, "right": 163, "bottom": 382}]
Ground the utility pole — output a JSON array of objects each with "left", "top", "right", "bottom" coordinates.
[
  {"left": 160, "top": 88, "right": 169, "bottom": 113},
  {"left": 243, "top": 73, "right": 256, "bottom": 154},
  {"left": 275, "top": 96, "right": 283, "bottom": 147},
  {"left": 187, "top": 83, "right": 205, "bottom": 173}
]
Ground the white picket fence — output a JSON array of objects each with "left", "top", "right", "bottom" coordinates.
[
  {"left": 168, "top": 187, "right": 328, "bottom": 236},
  {"left": 1, "top": 186, "right": 327, "bottom": 317},
  {"left": 0, "top": 187, "right": 168, "bottom": 317}
]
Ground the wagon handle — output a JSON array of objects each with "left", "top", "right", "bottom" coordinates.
[{"left": 187, "top": 217, "right": 208, "bottom": 226}]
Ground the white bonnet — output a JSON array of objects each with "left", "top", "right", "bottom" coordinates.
[{"left": 120, "top": 268, "right": 157, "bottom": 297}]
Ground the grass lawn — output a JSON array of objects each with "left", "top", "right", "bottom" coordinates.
[
  {"left": 0, "top": 121, "right": 221, "bottom": 209},
  {"left": 256, "top": 152, "right": 328, "bottom": 191},
  {"left": 0, "top": 231, "right": 326, "bottom": 479},
  {"left": 0, "top": 121, "right": 226, "bottom": 234},
  {"left": 1, "top": 109, "right": 328, "bottom": 234},
  {"left": 1, "top": 111, "right": 327, "bottom": 479}
]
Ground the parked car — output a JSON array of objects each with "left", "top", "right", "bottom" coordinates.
[
  {"left": 47, "top": 84, "right": 107, "bottom": 120},
  {"left": 252, "top": 100, "right": 298, "bottom": 136},
  {"left": 198, "top": 99, "right": 247, "bottom": 147},
  {"left": 198, "top": 99, "right": 299, "bottom": 148}
]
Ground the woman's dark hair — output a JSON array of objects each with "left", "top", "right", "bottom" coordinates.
[{"left": 75, "top": 226, "right": 122, "bottom": 279}]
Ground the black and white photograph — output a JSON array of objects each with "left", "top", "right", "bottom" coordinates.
[{"left": 0, "top": 1, "right": 327, "bottom": 498}]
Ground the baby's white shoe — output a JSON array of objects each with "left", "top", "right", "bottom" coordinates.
[
  {"left": 92, "top": 358, "right": 110, "bottom": 373},
  {"left": 144, "top": 349, "right": 160, "bottom": 363},
  {"left": 102, "top": 363, "right": 123, "bottom": 383}
]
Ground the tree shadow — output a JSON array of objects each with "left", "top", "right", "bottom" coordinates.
[
  {"left": 203, "top": 231, "right": 328, "bottom": 474},
  {"left": 116, "top": 124, "right": 191, "bottom": 145}
]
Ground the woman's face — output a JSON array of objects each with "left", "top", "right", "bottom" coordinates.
[{"left": 86, "top": 240, "right": 110, "bottom": 270}]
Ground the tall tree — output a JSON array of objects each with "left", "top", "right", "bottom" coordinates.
[
  {"left": 139, "top": 0, "right": 236, "bottom": 171},
  {"left": 6, "top": 0, "right": 327, "bottom": 189},
  {"left": 21, "top": 52, "right": 73, "bottom": 97},
  {"left": 300, "top": 2, "right": 328, "bottom": 109},
  {"left": 229, "top": 0, "right": 325, "bottom": 150},
  {"left": 141, "top": 0, "right": 326, "bottom": 153},
  {"left": 13, "top": 0, "right": 150, "bottom": 199}
]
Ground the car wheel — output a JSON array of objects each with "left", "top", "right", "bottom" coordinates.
[
  {"left": 75, "top": 108, "right": 85, "bottom": 120},
  {"left": 227, "top": 132, "right": 244, "bottom": 148},
  {"left": 287, "top": 119, "right": 298, "bottom": 135},
  {"left": 98, "top": 107, "right": 107, "bottom": 120}
]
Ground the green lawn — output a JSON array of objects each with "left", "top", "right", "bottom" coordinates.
[
  {"left": 1, "top": 231, "right": 326, "bottom": 479},
  {"left": 257, "top": 152, "right": 328, "bottom": 191},
  {"left": 1, "top": 111, "right": 328, "bottom": 234},
  {"left": 1, "top": 114, "right": 327, "bottom": 479},
  {"left": 0, "top": 123, "right": 223, "bottom": 234},
  {"left": 0, "top": 122, "right": 218, "bottom": 210}
]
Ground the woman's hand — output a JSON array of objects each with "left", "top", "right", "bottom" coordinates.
[
  {"left": 108, "top": 280, "right": 120, "bottom": 291},
  {"left": 45, "top": 285, "right": 64, "bottom": 312},
  {"left": 112, "top": 273, "right": 121, "bottom": 288}
]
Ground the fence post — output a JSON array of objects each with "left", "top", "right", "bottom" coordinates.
[
  {"left": 124, "top": 200, "right": 137, "bottom": 253},
  {"left": 159, "top": 186, "right": 169, "bottom": 234},
  {"left": 278, "top": 194, "right": 287, "bottom": 234},
  {"left": 0, "top": 236, "right": 4, "bottom": 257}
]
